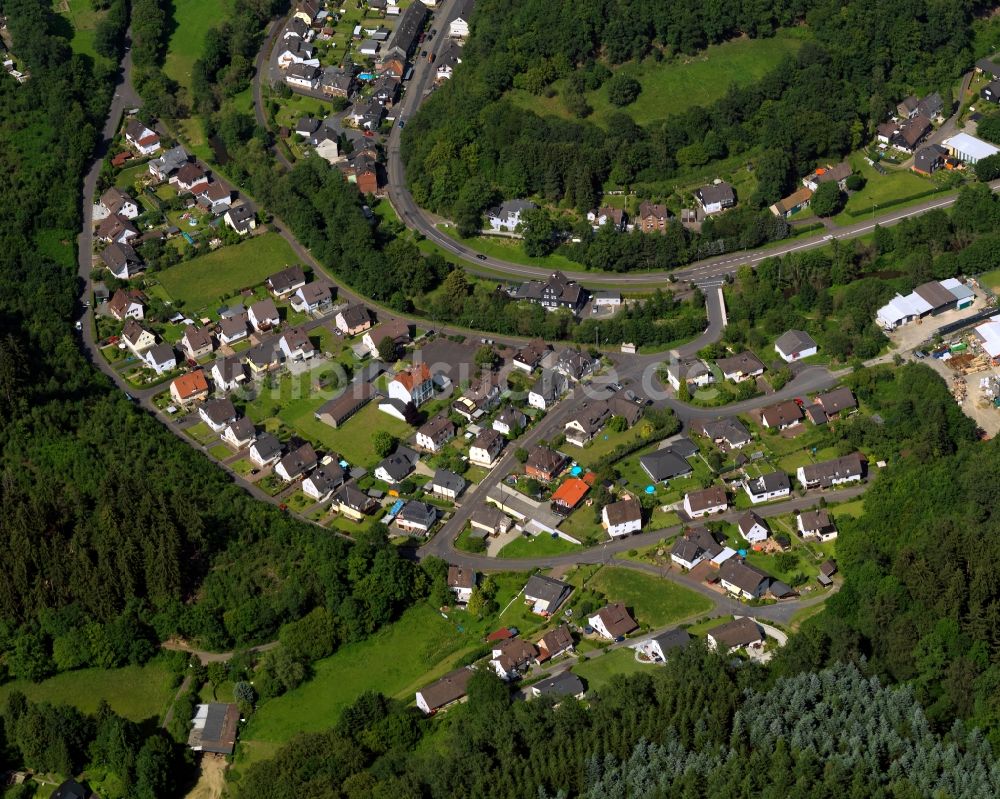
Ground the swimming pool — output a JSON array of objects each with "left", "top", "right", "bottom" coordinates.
[{"left": 358, "top": 72, "right": 374, "bottom": 80}]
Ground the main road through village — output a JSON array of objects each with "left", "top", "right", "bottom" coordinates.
[{"left": 71, "top": 10, "right": 937, "bottom": 647}]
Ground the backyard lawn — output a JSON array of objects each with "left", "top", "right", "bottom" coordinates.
[
  {"left": 155, "top": 234, "right": 299, "bottom": 312},
  {"left": 838, "top": 152, "right": 941, "bottom": 219},
  {"left": 164, "top": 0, "right": 230, "bottom": 94},
  {"left": 571, "top": 648, "right": 650, "bottom": 692},
  {"left": 586, "top": 567, "right": 713, "bottom": 629},
  {"left": 0, "top": 660, "right": 177, "bottom": 723},
  {"left": 510, "top": 29, "right": 806, "bottom": 127},
  {"left": 498, "top": 532, "right": 582, "bottom": 558}
]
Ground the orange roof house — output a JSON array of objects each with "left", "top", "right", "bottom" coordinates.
[
  {"left": 551, "top": 477, "right": 591, "bottom": 510},
  {"left": 170, "top": 369, "right": 209, "bottom": 404}
]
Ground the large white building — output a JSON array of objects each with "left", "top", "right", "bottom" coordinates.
[{"left": 942, "top": 132, "right": 1000, "bottom": 164}]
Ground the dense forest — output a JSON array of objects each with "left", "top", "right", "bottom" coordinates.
[
  {"left": 401, "top": 0, "right": 989, "bottom": 270},
  {"left": 233, "top": 651, "right": 1000, "bottom": 798}
]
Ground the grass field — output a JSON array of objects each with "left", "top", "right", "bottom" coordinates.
[
  {"left": 586, "top": 567, "right": 713, "bottom": 628},
  {"left": 572, "top": 648, "right": 650, "bottom": 691},
  {"left": 57, "top": 0, "right": 108, "bottom": 60},
  {"left": 510, "top": 30, "right": 807, "bottom": 127},
  {"left": 498, "top": 532, "right": 581, "bottom": 558},
  {"left": 838, "top": 152, "right": 940, "bottom": 220},
  {"left": 978, "top": 268, "right": 1000, "bottom": 294},
  {"left": 0, "top": 661, "right": 176, "bottom": 723},
  {"left": 156, "top": 234, "right": 298, "bottom": 312},
  {"left": 437, "top": 226, "right": 587, "bottom": 272},
  {"left": 164, "top": 0, "right": 230, "bottom": 94}
]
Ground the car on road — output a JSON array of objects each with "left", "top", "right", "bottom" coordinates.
[
  {"left": 398, "top": 119, "right": 405, "bottom": 128},
  {"left": 123, "top": 392, "right": 136, "bottom": 402},
  {"left": 476, "top": 254, "right": 487, "bottom": 260},
  {"left": 74, "top": 321, "right": 82, "bottom": 331},
  {"left": 420, "top": 50, "right": 427, "bottom": 57},
  {"left": 430, "top": 28, "right": 437, "bottom": 34}
]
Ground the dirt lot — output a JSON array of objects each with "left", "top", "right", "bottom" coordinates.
[
  {"left": 924, "top": 352, "right": 1000, "bottom": 437},
  {"left": 184, "top": 754, "right": 227, "bottom": 799}
]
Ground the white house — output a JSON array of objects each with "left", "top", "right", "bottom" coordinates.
[
  {"left": 224, "top": 204, "right": 256, "bottom": 235},
  {"left": 388, "top": 363, "right": 434, "bottom": 407},
  {"left": 285, "top": 62, "right": 320, "bottom": 89},
  {"left": 798, "top": 509, "right": 838, "bottom": 542},
  {"left": 198, "top": 398, "right": 238, "bottom": 433},
  {"left": 222, "top": 417, "right": 256, "bottom": 449},
  {"left": 448, "top": 0, "right": 472, "bottom": 38},
  {"left": 469, "top": 428, "right": 504, "bottom": 468},
  {"left": 588, "top": 603, "right": 638, "bottom": 640},
  {"left": 486, "top": 199, "right": 536, "bottom": 232},
  {"left": 416, "top": 415, "right": 456, "bottom": 452},
  {"left": 124, "top": 119, "right": 161, "bottom": 156},
  {"left": 665, "top": 358, "right": 714, "bottom": 392},
  {"left": 302, "top": 465, "right": 346, "bottom": 502},
  {"left": 706, "top": 617, "right": 765, "bottom": 654},
  {"left": 249, "top": 433, "right": 283, "bottom": 467},
  {"left": 274, "top": 443, "right": 318, "bottom": 482},
  {"left": 447, "top": 565, "right": 476, "bottom": 604},
  {"left": 211, "top": 357, "right": 247, "bottom": 392},
  {"left": 796, "top": 453, "right": 864, "bottom": 489},
  {"left": 99, "top": 187, "right": 140, "bottom": 220},
  {"left": 121, "top": 320, "right": 156, "bottom": 356},
  {"left": 248, "top": 299, "right": 280, "bottom": 332},
  {"left": 601, "top": 499, "right": 642, "bottom": 538},
  {"left": 774, "top": 330, "right": 818, "bottom": 363},
  {"left": 527, "top": 370, "right": 567, "bottom": 410},
  {"left": 143, "top": 343, "right": 176, "bottom": 375},
  {"left": 289, "top": 283, "right": 332, "bottom": 314},
  {"left": 683, "top": 486, "right": 728, "bottom": 519},
  {"left": 743, "top": 471, "right": 791, "bottom": 504},
  {"left": 737, "top": 511, "right": 770, "bottom": 545},
  {"left": 278, "top": 328, "right": 316, "bottom": 361},
  {"left": 277, "top": 39, "right": 319, "bottom": 68}
]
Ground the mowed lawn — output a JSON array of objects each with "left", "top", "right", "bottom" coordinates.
[
  {"left": 58, "top": 0, "right": 108, "bottom": 60},
  {"left": 164, "top": 0, "right": 230, "bottom": 93},
  {"left": 499, "top": 532, "right": 582, "bottom": 559},
  {"left": 572, "top": 648, "right": 650, "bottom": 692},
  {"left": 0, "top": 660, "right": 176, "bottom": 723},
  {"left": 839, "top": 152, "right": 938, "bottom": 218},
  {"left": 156, "top": 233, "right": 299, "bottom": 312},
  {"left": 587, "top": 567, "right": 713, "bottom": 628},
  {"left": 437, "top": 226, "right": 587, "bottom": 272},
  {"left": 510, "top": 30, "right": 806, "bottom": 126}
]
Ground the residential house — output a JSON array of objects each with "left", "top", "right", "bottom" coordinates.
[
  {"left": 550, "top": 476, "right": 590, "bottom": 513},
  {"left": 170, "top": 369, "right": 209, "bottom": 405},
  {"left": 469, "top": 505, "right": 512, "bottom": 537},
  {"left": 916, "top": 92, "right": 944, "bottom": 120},
  {"left": 665, "top": 358, "right": 714, "bottom": 391},
  {"left": 694, "top": 182, "right": 736, "bottom": 214},
  {"left": 291, "top": 283, "right": 333, "bottom": 315},
  {"left": 267, "top": 266, "right": 307, "bottom": 298},
  {"left": 372, "top": 73, "right": 401, "bottom": 104},
  {"left": 530, "top": 672, "right": 585, "bottom": 701},
  {"left": 982, "top": 78, "right": 1000, "bottom": 103},
  {"left": 278, "top": 327, "right": 316, "bottom": 361},
  {"left": 181, "top": 325, "right": 214, "bottom": 360},
  {"left": 760, "top": 400, "right": 803, "bottom": 430},
  {"left": 469, "top": 428, "right": 504, "bottom": 467},
  {"left": 249, "top": 432, "right": 283, "bottom": 467},
  {"left": 486, "top": 199, "right": 536, "bottom": 231},
  {"left": 636, "top": 201, "right": 670, "bottom": 233},
  {"left": 976, "top": 57, "right": 1000, "bottom": 79},
  {"left": 696, "top": 417, "right": 752, "bottom": 450},
  {"left": 348, "top": 100, "right": 385, "bottom": 131},
  {"left": 211, "top": 356, "right": 247, "bottom": 392},
  {"left": 292, "top": 0, "right": 321, "bottom": 26},
  {"left": 144, "top": 343, "right": 177, "bottom": 375},
  {"left": 121, "top": 319, "right": 156, "bottom": 355},
  {"left": 818, "top": 559, "right": 838, "bottom": 586},
  {"left": 416, "top": 415, "right": 456, "bottom": 452},
  {"left": 634, "top": 629, "right": 691, "bottom": 663},
  {"left": 222, "top": 417, "right": 256, "bottom": 449},
  {"left": 706, "top": 617, "right": 765, "bottom": 654},
  {"left": 277, "top": 38, "right": 319, "bottom": 68},
  {"left": 719, "top": 559, "right": 771, "bottom": 601},
  {"left": 396, "top": 501, "right": 438, "bottom": 535},
  {"left": 346, "top": 151, "right": 381, "bottom": 194},
  {"left": 716, "top": 351, "right": 764, "bottom": 382},
  {"left": 452, "top": 373, "right": 501, "bottom": 421},
  {"left": 448, "top": 0, "right": 473, "bottom": 37},
  {"left": 285, "top": 62, "right": 321, "bottom": 89},
  {"left": 275, "top": 443, "right": 318, "bottom": 482},
  {"left": 527, "top": 369, "right": 567, "bottom": 410},
  {"left": 513, "top": 341, "right": 550, "bottom": 373},
  {"left": 197, "top": 181, "right": 232, "bottom": 214},
  {"left": 774, "top": 329, "right": 817, "bottom": 362},
  {"left": 897, "top": 94, "right": 920, "bottom": 118},
  {"left": 737, "top": 510, "right": 770, "bottom": 545},
  {"left": 743, "top": 471, "right": 791, "bottom": 504},
  {"left": 388, "top": 362, "right": 435, "bottom": 409},
  {"left": 218, "top": 316, "right": 249, "bottom": 346},
  {"left": 489, "top": 638, "right": 538, "bottom": 681},
  {"left": 564, "top": 401, "right": 611, "bottom": 446},
  {"left": 493, "top": 405, "right": 527, "bottom": 436},
  {"left": 912, "top": 144, "right": 949, "bottom": 175},
  {"left": 363, "top": 319, "right": 412, "bottom": 358},
  {"left": 430, "top": 469, "right": 466, "bottom": 500},
  {"left": 320, "top": 66, "right": 355, "bottom": 97},
  {"left": 248, "top": 298, "right": 280, "bottom": 332},
  {"left": 607, "top": 392, "right": 644, "bottom": 427},
  {"left": 100, "top": 242, "right": 142, "bottom": 279},
  {"left": 554, "top": 347, "right": 598, "bottom": 381},
  {"left": 797, "top": 452, "right": 864, "bottom": 489},
  {"left": 536, "top": 625, "right": 574, "bottom": 662},
  {"left": 415, "top": 667, "right": 474, "bottom": 715},
  {"left": 523, "top": 574, "right": 572, "bottom": 616},
  {"left": 893, "top": 115, "right": 932, "bottom": 153},
  {"left": 602, "top": 498, "right": 642, "bottom": 538},
  {"left": 224, "top": 204, "right": 257, "bottom": 235},
  {"left": 99, "top": 187, "right": 139, "bottom": 220},
  {"left": 334, "top": 484, "right": 377, "bottom": 521},
  {"left": 107, "top": 288, "right": 145, "bottom": 321},
  {"left": 683, "top": 486, "right": 728, "bottom": 518},
  {"left": 511, "top": 272, "right": 587, "bottom": 314},
  {"left": 302, "top": 464, "right": 346, "bottom": 502},
  {"left": 314, "top": 383, "right": 375, "bottom": 428},
  {"left": 169, "top": 162, "right": 208, "bottom": 195},
  {"left": 244, "top": 338, "right": 280, "bottom": 376},
  {"left": 198, "top": 398, "right": 238, "bottom": 432},
  {"left": 187, "top": 703, "right": 239, "bottom": 755},
  {"left": 381, "top": 0, "right": 426, "bottom": 58},
  {"left": 769, "top": 187, "right": 813, "bottom": 219},
  {"left": 592, "top": 291, "right": 622, "bottom": 311},
  {"left": 124, "top": 119, "right": 161, "bottom": 155},
  {"left": 374, "top": 445, "right": 419, "bottom": 484},
  {"left": 52, "top": 780, "right": 91, "bottom": 799},
  {"left": 588, "top": 603, "right": 638, "bottom": 640},
  {"left": 797, "top": 508, "right": 838, "bottom": 541},
  {"left": 335, "top": 304, "right": 372, "bottom": 336},
  {"left": 294, "top": 116, "right": 321, "bottom": 139},
  {"left": 525, "top": 446, "right": 567, "bottom": 482},
  {"left": 815, "top": 387, "right": 856, "bottom": 417},
  {"left": 639, "top": 446, "right": 692, "bottom": 483},
  {"left": 148, "top": 145, "right": 189, "bottom": 182},
  {"left": 447, "top": 565, "right": 476, "bottom": 604},
  {"left": 802, "top": 162, "right": 852, "bottom": 191},
  {"left": 670, "top": 526, "right": 723, "bottom": 570},
  {"left": 587, "top": 205, "right": 627, "bottom": 231},
  {"left": 96, "top": 214, "right": 139, "bottom": 245}
]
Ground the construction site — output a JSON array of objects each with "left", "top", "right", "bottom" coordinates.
[{"left": 923, "top": 336, "right": 1000, "bottom": 436}]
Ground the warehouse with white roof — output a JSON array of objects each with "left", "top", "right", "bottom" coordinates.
[
  {"left": 942, "top": 132, "right": 1000, "bottom": 164},
  {"left": 876, "top": 280, "right": 977, "bottom": 330}
]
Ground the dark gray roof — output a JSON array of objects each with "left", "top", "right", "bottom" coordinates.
[
  {"left": 799, "top": 452, "right": 864, "bottom": 486},
  {"left": 384, "top": 0, "right": 427, "bottom": 56},
  {"left": 398, "top": 500, "right": 437, "bottom": 525},
  {"left": 52, "top": 780, "right": 88, "bottom": 799},
  {"left": 708, "top": 617, "right": 763, "bottom": 649},
  {"left": 267, "top": 265, "right": 306, "bottom": 294},
  {"left": 775, "top": 329, "right": 817, "bottom": 356},
  {"left": 695, "top": 182, "right": 735, "bottom": 206},
  {"left": 719, "top": 559, "right": 770, "bottom": 594},
  {"left": 377, "top": 445, "right": 418, "bottom": 481},
  {"left": 252, "top": 432, "right": 282, "bottom": 460},
  {"left": 667, "top": 436, "right": 698, "bottom": 458},
  {"left": 532, "top": 670, "right": 584, "bottom": 698},
  {"left": 640, "top": 447, "right": 692, "bottom": 482},
  {"left": 649, "top": 628, "right": 691, "bottom": 654},
  {"left": 417, "top": 667, "right": 474, "bottom": 710},
  {"left": 698, "top": 417, "right": 752, "bottom": 447},
  {"left": 745, "top": 470, "right": 790, "bottom": 496},
  {"left": 432, "top": 468, "right": 466, "bottom": 493},
  {"left": 278, "top": 442, "right": 318, "bottom": 477},
  {"left": 816, "top": 387, "right": 856, "bottom": 414},
  {"left": 306, "top": 464, "right": 346, "bottom": 494},
  {"left": 523, "top": 574, "right": 571, "bottom": 610}
]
